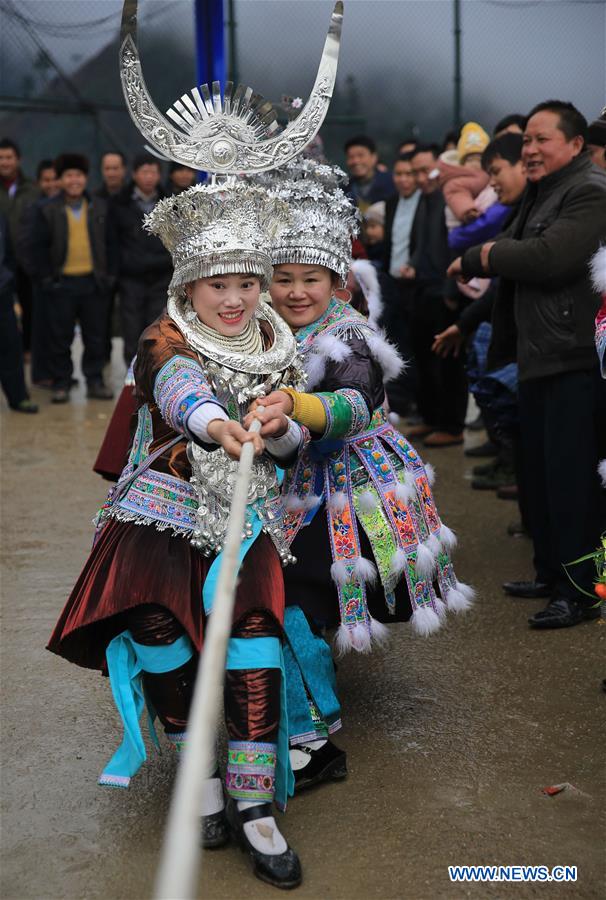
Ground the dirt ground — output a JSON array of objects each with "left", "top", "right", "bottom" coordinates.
[{"left": 1, "top": 344, "right": 604, "bottom": 900}]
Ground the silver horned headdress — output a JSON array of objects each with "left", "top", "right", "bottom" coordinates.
[
  {"left": 119, "top": 0, "right": 343, "bottom": 175},
  {"left": 254, "top": 159, "right": 359, "bottom": 284},
  {"left": 144, "top": 182, "right": 290, "bottom": 291}
]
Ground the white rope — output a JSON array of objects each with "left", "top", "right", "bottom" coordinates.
[{"left": 154, "top": 417, "right": 263, "bottom": 900}]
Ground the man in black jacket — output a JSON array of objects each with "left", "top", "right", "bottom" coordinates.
[
  {"left": 381, "top": 152, "right": 422, "bottom": 416},
  {"left": 108, "top": 153, "right": 172, "bottom": 364},
  {"left": 31, "top": 153, "right": 113, "bottom": 403},
  {"left": 449, "top": 101, "right": 606, "bottom": 628},
  {"left": 407, "top": 144, "right": 468, "bottom": 446}
]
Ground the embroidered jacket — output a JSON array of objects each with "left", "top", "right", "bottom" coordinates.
[
  {"left": 282, "top": 298, "right": 472, "bottom": 652},
  {"left": 106, "top": 313, "right": 304, "bottom": 554}
]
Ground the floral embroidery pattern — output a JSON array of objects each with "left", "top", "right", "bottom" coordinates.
[
  {"left": 226, "top": 741, "right": 277, "bottom": 802},
  {"left": 154, "top": 355, "right": 216, "bottom": 433}
]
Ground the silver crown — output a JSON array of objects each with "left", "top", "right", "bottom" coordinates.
[
  {"left": 119, "top": 0, "right": 344, "bottom": 175},
  {"left": 254, "top": 159, "right": 359, "bottom": 284},
  {"left": 144, "top": 181, "right": 290, "bottom": 291}
]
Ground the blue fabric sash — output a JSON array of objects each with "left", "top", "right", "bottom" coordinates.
[
  {"left": 99, "top": 633, "right": 193, "bottom": 788},
  {"left": 101, "top": 489, "right": 294, "bottom": 807},
  {"left": 282, "top": 606, "right": 341, "bottom": 744}
]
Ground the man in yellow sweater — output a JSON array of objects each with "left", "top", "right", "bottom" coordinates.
[{"left": 31, "top": 154, "right": 113, "bottom": 404}]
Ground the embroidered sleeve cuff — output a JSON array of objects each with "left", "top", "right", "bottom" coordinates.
[
  {"left": 282, "top": 388, "right": 328, "bottom": 434},
  {"left": 153, "top": 355, "right": 219, "bottom": 435},
  {"left": 186, "top": 402, "right": 229, "bottom": 445},
  {"left": 265, "top": 419, "right": 304, "bottom": 460}
]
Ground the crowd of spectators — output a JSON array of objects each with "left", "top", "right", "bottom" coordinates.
[{"left": 1, "top": 99, "right": 605, "bottom": 630}]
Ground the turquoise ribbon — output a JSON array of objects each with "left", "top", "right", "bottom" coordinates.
[
  {"left": 202, "top": 501, "right": 294, "bottom": 811},
  {"left": 283, "top": 606, "right": 341, "bottom": 743},
  {"left": 99, "top": 633, "right": 193, "bottom": 787}
]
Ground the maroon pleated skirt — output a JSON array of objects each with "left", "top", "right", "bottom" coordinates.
[{"left": 47, "top": 520, "right": 285, "bottom": 672}]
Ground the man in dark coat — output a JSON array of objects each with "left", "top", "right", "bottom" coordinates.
[
  {"left": 31, "top": 153, "right": 113, "bottom": 403},
  {"left": 108, "top": 153, "right": 172, "bottom": 364},
  {"left": 0, "top": 138, "right": 39, "bottom": 354},
  {"left": 449, "top": 100, "right": 606, "bottom": 628}
]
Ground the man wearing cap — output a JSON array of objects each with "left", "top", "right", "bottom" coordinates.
[{"left": 31, "top": 153, "right": 113, "bottom": 403}]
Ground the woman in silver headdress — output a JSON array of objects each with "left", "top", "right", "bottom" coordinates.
[
  {"left": 248, "top": 160, "right": 474, "bottom": 787},
  {"left": 47, "top": 181, "right": 309, "bottom": 888}
]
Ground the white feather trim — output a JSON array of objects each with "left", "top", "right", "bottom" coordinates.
[
  {"left": 415, "top": 542, "right": 436, "bottom": 579},
  {"left": 411, "top": 605, "right": 441, "bottom": 636},
  {"left": 315, "top": 332, "right": 352, "bottom": 363},
  {"left": 330, "top": 559, "right": 349, "bottom": 586},
  {"left": 395, "top": 480, "right": 415, "bottom": 504},
  {"left": 334, "top": 625, "right": 353, "bottom": 656},
  {"left": 590, "top": 246, "right": 606, "bottom": 293},
  {"left": 390, "top": 547, "right": 408, "bottom": 576},
  {"left": 455, "top": 581, "right": 476, "bottom": 603},
  {"left": 439, "top": 524, "right": 458, "bottom": 551},
  {"left": 305, "top": 351, "right": 326, "bottom": 389},
  {"left": 426, "top": 534, "right": 441, "bottom": 556},
  {"left": 369, "top": 616, "right": 390, "bottom": 646},
  {"left": 328, "top": 491, "right": 347, "bottom": 513},
  {"left": 387, "top": 411, "right": 402, "bottom": 429},
  {"left": 285, "top": 495, "right": 305, "bottom": 512},
  {"left": 598, "top": 459, "right": 606, "bottom": 488},
  {"left": 353, "top": 555, "right": 378, "bottom": 585},
  {"left": 350, "top": 623, "right": 373, "bottom": 653},
  {"left": 351, "top": 259, "right": 383, "bottom": 326},
  {"left": 304, "top": 494, "right": 322, "bottom": 511},
  {"left": 424, "top": 462, "right": 436, "bottom": 486},
  {"left": 446, "top": 586, "right": 473, "bottom": 613},
  {"left": 434, "top": 596, "right": 448, "bottom": 619},
  {"left": 358, "top": 489, "right": 379, "bottom": 513},
  {"left": 366, "top": 330, "right": 405, "bottom": 382}
]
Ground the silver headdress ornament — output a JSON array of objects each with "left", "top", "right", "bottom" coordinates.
[
  {"left": 144, "top": 182, "right": 290, "bottom": 291},
  {"left": 254, "top": 159, "right": 360, "bottom": 284},
  {"left": 119, "top": 0, "right": 344, "bottom": 175}
]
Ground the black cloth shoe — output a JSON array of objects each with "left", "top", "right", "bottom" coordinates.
[
  {"left": 87, "top": 381, "right": 114, "bottom": 400},
  {"left": 292, "top": 740, "right": 347, "bottom": 793},
  {"left": 51, "top": 388, "right": 69, "bottom": 404},
  {"left": 10, "top": 399, "right": 38, "bottom": 414},
  {"left": 502, "top": 580, "right": 553, "bottom": 599},
  {"left": 201, "top": 809, "right": 229, "bottom": 849},
  {"left": 226, "top": 800, "right": 302, "bottom": 889},
  {"left": 528, "top": 597, "right": 601, "bottom": 629},
  {"left": 465, "top": 440, "right": 498, "bottom": 458}
]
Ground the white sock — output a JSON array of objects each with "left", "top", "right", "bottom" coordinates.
[
  {"left": 200, "top": 777, "right": 224, "bottom": 816},
  {"left": 237, "top": 800, "right": 287, "bottom": 855},
  {"left": 289, "top": 738, "right": 327, "bottom": 772}
]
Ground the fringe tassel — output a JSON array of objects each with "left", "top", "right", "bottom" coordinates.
[
  {"left": 439, "top": 524, "right": 458, "bottom": 550},
  {"left": 455, "top": 581, "right": 476, "bottom": 603},
  {"left": 330, "top": 559, "right": 349, "bottom": 586},
  {"left": 415, "top": 542, "right": 436, "bottom": 578},
  {"left": 390, "top": 547, "right": 408, "bottom": 576},
  {"left": 411, "top": 605, "right": 442, "bottom": 636},
  {"left": 359, "top": 489, "right": 379, "bottom": 513},
  {"left": 328, "top": 491, "right": 347, "bottom": 513},
  {"left": 446, "top": 586, "right": 473, "bottom": 613},
  {"left": 353, "top": 556, "right": 378, "bottom": 585},
  {"left": 426, "top": 534, "right": 441, "bottom": 556},
  {"left": 369, "top": 617, "right": 390, "bottom": 646},
  {"left": 395, "top": 479, "right": 415, "bottom": 504},
  {"left": 434, "top": 596, "right": 448, "bottom": 619}
]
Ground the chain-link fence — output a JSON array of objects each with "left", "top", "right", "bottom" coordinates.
[{"left": 1, "top": 0, "right": 604, "bottom": 183}]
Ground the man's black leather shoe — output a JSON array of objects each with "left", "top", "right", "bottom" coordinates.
[
  {"left": 528, "top": 597, "right": 601, "bottom": 629},
  {"left": 502, "top": 580, "right": 553, "bottom": 599},
  {"left": 292, "top": 740, "right": 347, "bottom": 792}
]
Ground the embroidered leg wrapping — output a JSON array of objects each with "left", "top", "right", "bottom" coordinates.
[{"left": 224, "top": 611, "right": 281, "bottom": 803}]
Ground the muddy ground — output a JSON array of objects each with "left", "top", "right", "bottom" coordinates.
[{"left": 1, "top": 345, "right": 604, "bottom": 899}]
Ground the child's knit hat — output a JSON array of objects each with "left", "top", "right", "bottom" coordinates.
[{"left": 457, "top": 122, "right": 490, "bottom": 163}]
